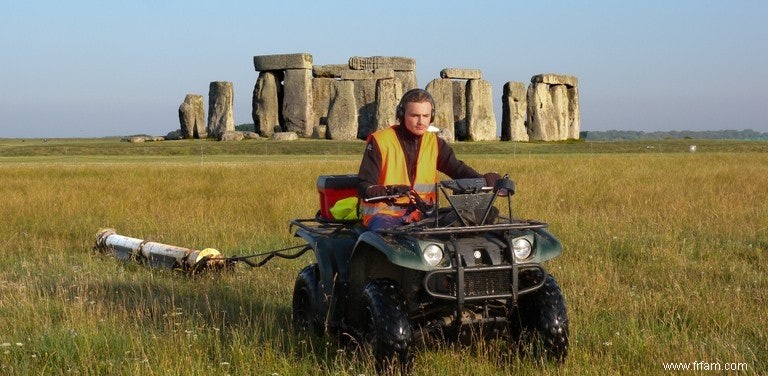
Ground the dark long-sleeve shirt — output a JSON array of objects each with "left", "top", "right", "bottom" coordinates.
[{"left": 357, "top": 125, "right": 481, "bottom": 195}]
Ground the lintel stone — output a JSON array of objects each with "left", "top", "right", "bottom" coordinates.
[
  {"left": 312, "top": 64, "right": 348, "bottom": 78},
  {"left": 340, "top": 69, "right": 395, "bottom": 81},
  {"left": 348, "top": 56, "right": 416, "bottom": 71},
  {"left": 440, "top": 68, "right": 483, "bottom": 80},
  {"left": 253, "top": 53, "right": 313, "bottom": 71},
  {"left": 531, "top": 73, "right": 578, "bottom": 87}
]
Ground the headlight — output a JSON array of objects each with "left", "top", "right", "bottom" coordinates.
[
  {"left": 423, "top": 244, "right": 444, "bottom": 267},
  {"left": 512, "top": 238, "right": 532, "bottom": 260}
]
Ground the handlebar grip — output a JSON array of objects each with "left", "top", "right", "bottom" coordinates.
[{"left": 363, "top": 194, "right": 403, "bottom": 203}]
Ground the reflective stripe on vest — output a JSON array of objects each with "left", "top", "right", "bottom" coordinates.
[{"left": 362, "top": 126, "right": 438, "bottom": 226}]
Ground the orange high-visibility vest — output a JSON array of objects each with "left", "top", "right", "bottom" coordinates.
[{"left": 361, "top": 126, "right": 438, "bottom": 226}]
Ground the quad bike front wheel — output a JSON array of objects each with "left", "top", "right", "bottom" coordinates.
[
  {"left": 361, "top": 279, "right": 414, "bottom": 374},
  {"left": 509, "top": 274, "right": 569, "bottom": 362},
  {"left": 291, "top": 264, "right": 324, "bottom": 336}
]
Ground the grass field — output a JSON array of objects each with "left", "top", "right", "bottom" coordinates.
[{"left": 0, "top": 139, "right": 766, "bottom": 375}]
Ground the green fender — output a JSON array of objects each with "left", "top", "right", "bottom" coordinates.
[
  {"left": 352, "top": 230, "right": 440, "bottom": 272},
  {"left": 530, "top": 227, "right": 563, "bottom": 263}
]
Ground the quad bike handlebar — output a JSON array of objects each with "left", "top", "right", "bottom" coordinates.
[{"left": 361, "top": 175, "right": 518, "bottom": 230}]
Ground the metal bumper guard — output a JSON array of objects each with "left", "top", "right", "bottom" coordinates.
[{"left": 423, "top": 262, "right": 546, "bottom": 304}]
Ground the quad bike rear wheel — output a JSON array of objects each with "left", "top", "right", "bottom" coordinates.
[
  {"left": 292, "top": 264, "right": 324, "bottom": 336},
  {"left": 361, "top": 279, "right": 414, "bottom": 374},
  {"left": 509, "top": 274, "right": 569, "bottom": 362}
]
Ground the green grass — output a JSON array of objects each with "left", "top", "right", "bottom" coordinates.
[
  {"left": 2, "top": 137, "right": 767, "bottom": 158},
  {"left": 0, "top": 140, "right": 766, "bottom": 375}
]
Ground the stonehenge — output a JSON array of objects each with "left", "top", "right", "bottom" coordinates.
[
  {"left": 177, "top": 52, "right": 581, "bottom": 142},
  {"left": 251, "top": 53, "right": 419, "bottom": 140}
]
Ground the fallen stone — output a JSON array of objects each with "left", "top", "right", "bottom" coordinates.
[
  {"left": 440, "top": 68, "right": 483, "bottom": 80},
  {"left": 218, "top": 131, "right": 245, "bottom": 141},
  {"left": 242, "top": 131, "right": 261, "bottom": 140},
  {"left": 122, "top": 135, "right": 162, "bottom": 142},
  {"left": 348, "top": 56, "right": 416, "bottom": 71},
  {"left": 271, "top": 132, "right": 299, "bottom": 141},
  {"left": 253, "top": 53, "right": 313, "bottom": 71}
]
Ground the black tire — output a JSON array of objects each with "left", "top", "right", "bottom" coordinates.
[
  {"left": 509, "top": 274, "right": 569, "bottom": 362},
  {"left": 292, "top": 264, "right": 324, "bottom": 336},
  {"left": 361, "top": 279, "right": 414, "bottom": 374}
]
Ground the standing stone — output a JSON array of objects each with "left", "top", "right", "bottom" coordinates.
[
  {"left": 252, "top": 71, "right": 282, "bottom": 137},
  {"left": 526, "top": 82, "right": 556, "bottom": 141},
  {"left": 374, "top": 78, "right": 403, "bottom": 131},
  {"left": 551, "top": 85, "right": 569, "bottom": 140},
  {"left": 327, "top": 80, "right": 358, "bottom": 140},
  {"left": 312, "top": 77, "right": 334, "bottom": 129},
  {"left": 178, "top": 94, "right": 205, "bottom": 139},
  {"left": 425, "top": 78, "right": 455, "bottom": 142},
  {"left": 352, "top": 79, "right": 377, "bottom": 139},
  {"left": 466, "top": 79, "right": 496, "bottom": 141},
  {"left": 207, "top": 81, "right": 234, "bottom": 138},
  {"left": 567, "top": 86, "right": 580, "bottom": 139},
  {"left": 528, "top": 73, "right": 580, "bottom": 141},
  {"left": 394, "top": 71, "right": 418, "bottom": 91},
  {"left": 501, "top": 82, "right": 528, "bottom": 142},
  {"left": 253, "top": 53, "right": 312, "bottom": 71},
  {"left": 452, "top": 81, "right": 467, "bottom": 141},
  {"left": 282, "top": 69, "right": 313, "bottom": 137}
]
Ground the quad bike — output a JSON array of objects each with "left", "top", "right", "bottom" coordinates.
[{"left": 290, "top": 174, "right": 569, "bottom": 373}]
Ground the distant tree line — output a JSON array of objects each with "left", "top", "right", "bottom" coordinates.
[{"left": 580, "top": 129, "right": 768, "bottom": 141}]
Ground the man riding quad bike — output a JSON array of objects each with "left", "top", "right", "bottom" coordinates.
[{"left": 290, "top": 174, "right": 569, "bottom": 373}]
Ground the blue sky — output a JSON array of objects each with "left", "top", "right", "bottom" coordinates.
[{"left": 1, "top": 1, "right": 766, "bottom": 138}]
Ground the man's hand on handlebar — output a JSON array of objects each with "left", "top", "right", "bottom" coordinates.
[{"left": 363, "top": 184, "right": 413, "bottom": 203}]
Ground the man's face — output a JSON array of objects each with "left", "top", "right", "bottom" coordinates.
[{"left": 402, "top": 101, "right": 432, "bottom": 136}]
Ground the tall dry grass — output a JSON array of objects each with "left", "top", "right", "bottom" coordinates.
[{"left": 0, "top": 151, "right": 765, "bottom": 375}]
